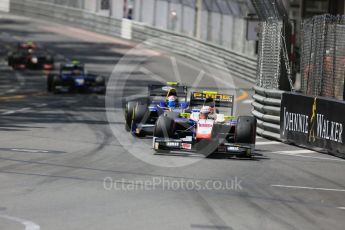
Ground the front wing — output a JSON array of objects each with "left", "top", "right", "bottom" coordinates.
[{"left": 153, "top": 137, "right": 254, "bottom": 155}]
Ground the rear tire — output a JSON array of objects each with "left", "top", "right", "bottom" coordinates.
[
  {"left": 235, "top": 116, "right": 256, "bottom": 144},
  {"left": 133, "top": 103, "right": 148, "bottom": 123},
  {"left": 132, "top": 103, "right": 148, "bottom": 136},
  {"left": 52, "top": 77, "right": 61, "bottom": 94},
  {"left": 125, "top": 101, "right": 136, "bottom": 132},
  {"left": 7, "top": 55, "right": 13, "bottom": 66},
  {"left": 47, "top": 74, "right": 55, "bottom": 92},
  {"left": 153, "top": 116, "right": 175, "bottom": 138}
]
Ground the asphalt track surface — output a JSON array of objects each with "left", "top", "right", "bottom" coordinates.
[{"left": 0, "top": 13, "right": 344, "bottom": 230}]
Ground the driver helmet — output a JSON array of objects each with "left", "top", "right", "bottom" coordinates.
[
  {"left": 200, "top": 106, "right": 211, "bottom": 119},
  {"left": 72, "top": 67, "right": 81, "bottom": 75},
  {"left": 167, "top": 95, "right": 177, "bottom": 108},
  {"left": 167, "top": 88, "right": 177, "bottom": 97}
]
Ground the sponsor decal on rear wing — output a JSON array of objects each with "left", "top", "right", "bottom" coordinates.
[{"left": 190, "top": 91, "right": 234, "bottom": 108}]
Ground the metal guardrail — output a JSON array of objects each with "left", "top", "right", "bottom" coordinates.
[
  {"left": 252, "top": 86, "right": 283, "bottom": 140},
  {"left": 9, "top": 0, "right": 257, "bottom": 82}
]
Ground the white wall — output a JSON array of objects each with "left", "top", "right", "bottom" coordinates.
[
  {"left": 111, "top": 0, "right": 124, "bottom": 19},
  {"left": 133, "top": 0, "right": 141, "bottom": 21},
  {"left": 169, "top": 2, "right": 182, "bottom": 32},
  {"left": 222, "top": 15, "right": 234, "bottom": 50},
  {"left": 103, "top": 0, "right": 256, "bottom": 57},
  {"left": 0, "top": 0, "right": 10, "bottom": 12},
  {"left": 200, "top": 10, "right": 208, "bottom": 41},
  {"left": 181, "top": 6, "right": 195, "bottom": 37},
  {"left": 141, "top": 0, "right": 154, "bottom": 25},
  {"left": 84, "top": 0, "right": 97, "bottom": 12},
  {"left": 210, "top": 12, "right": 221, "bottom": 45},
  {"left": 232, "top": 17, "right": 245, "bottom": 53},
  {"left": 155, "top": 0, "right": 168, "bottom": 30}
]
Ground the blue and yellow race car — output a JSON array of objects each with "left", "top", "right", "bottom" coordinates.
[
  {"left": 47, "top": 61, "right": 106, "bottom": 94},
  {"left": 125, "top": 82, "right": 188, "bottom": 137}
]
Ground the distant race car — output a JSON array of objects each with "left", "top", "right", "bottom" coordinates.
[
  {"left": 7, "top": 41, "right": 54, "bottom": 70},
  {"left": 47, "top": 61, "right": 106, "bottom": 94},
  {"left": 125, "top": 82, "right": 188, "bottom": 137},
  {"left": 152, "top": 91, "right": 257, "bottom": 157}
]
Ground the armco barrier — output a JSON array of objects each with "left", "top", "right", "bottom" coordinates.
[
  {"left": 252, "top": 86, "right": 283, "bottom": 140},
  {"left": 9, "top": 0, "right": 257, "bottom": 82}
]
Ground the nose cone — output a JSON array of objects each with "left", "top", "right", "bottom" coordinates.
[{"left": 196, "top": 120, "right": 214, "bottom": 140}]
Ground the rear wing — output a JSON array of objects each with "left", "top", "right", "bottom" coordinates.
[
  {"left": 148, "top": 84, "right": 188, "bottom": 99},
  {"left": 190, "top": 91, "right": 234, "bottom": 109},
  {"left": 60, "top": 63, "right": 85, "bottom": 70},
  {"left": 18, "top": 42, "right": 38, "bottom": 49}
]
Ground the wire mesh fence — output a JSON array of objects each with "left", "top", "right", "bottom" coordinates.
[
  {"left": 301, "top": 15, "right": 345, "bottom": 100},
  {"left": 251, "top": 0, "right": 289, "bottom": 90},
  {"left": 256, "top": 20, "right": 283, "bottom": 89}
]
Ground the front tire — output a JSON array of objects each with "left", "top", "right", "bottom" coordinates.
[{"left": 125, "top": 101, "right": 136, "bottom": 131}]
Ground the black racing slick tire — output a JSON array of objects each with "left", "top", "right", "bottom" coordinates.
[
  {"left": 7, "top": 55, "right": 13, "bottom": 66},
  {"left": 125, "top": 101, "right": 136, "bottom": 131},
  {"left": 133, "top": 103, "right": 148, "bottom": 123},
  {"left": 47, "top": 74, "right": 55, "bottom": 92},
  {"left": 235, "top": 116, "right": 256, "bottom": 144},
  {"left": 52, "top": 77, "right": 62, "bottom": 94},
  {"left": 153, "top": 116, "right": 175, "bottom": 138}
]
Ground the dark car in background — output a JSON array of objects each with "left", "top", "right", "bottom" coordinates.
[{"left": 7, "top": 41, "right": 54, "bottom": 70}]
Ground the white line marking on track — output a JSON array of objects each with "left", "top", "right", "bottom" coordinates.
[
  {"left": 2, "top": 107, "right": 31, "bottom": 115},
  {"left": 0, "top": 214, "right": 40, "bottom": 230},
  {"left": 140, "top": 67, "right": 167, "bottom": 83},
  {"left": 2, "top": 111, "right": 16, "bottom": 115},
  {"left": 241, "top": 99, "right": 253, "bottom": 104},
  {"left": 6, "top": 88, "right": 17, "bottom": 93},
  {"left": 337, "top": 207, "right": 345, "bottom": 210},
  {"left": 176, "top": 59, "right": 236, "bottom": 89},
  {"left": 255, "top": 141, "right": 281, "bottom": 146},
  {"left": 272, "top": 149, "right": 315, "bottom": 155},
  {"left": 170, "top": 56, "right": 182, "bottom": 83},
  {"left": 271, "top": 184, "right": 345, "bottom": 192},
  {"left": 34, "top": 103, "right": 47, "bottom": 108},
  {"left": 295, "top": 154, "right": 345, "bottom": 162},
  {"left": 270, "top": 150, "right": 345, "bottom": 162},
  {"left": 11, "top": 149, "right": 49, "bottom": 153}
]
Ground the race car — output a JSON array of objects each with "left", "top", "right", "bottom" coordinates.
[
  {"left": 152, "top": 91, "right": 257, "bottom": 157},
  {"left": 47, "top": 61, "right": 106, "bottom": 94},
  {"left": 125, "top": 82, "right": 188, "bottom": 137},
  {"left": 7, "top": 41, "right": 54, "bottom": 70}
]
